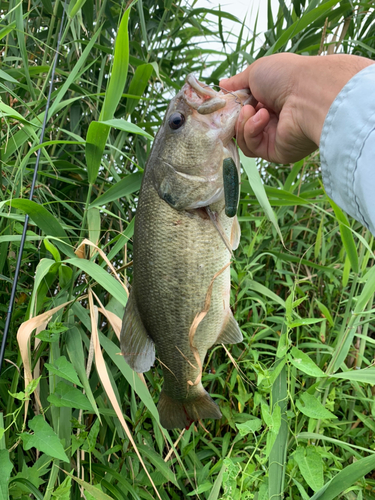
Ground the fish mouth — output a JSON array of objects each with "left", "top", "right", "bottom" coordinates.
[{"left": 183, "top": 74, "right": 253, "bottom": 115}]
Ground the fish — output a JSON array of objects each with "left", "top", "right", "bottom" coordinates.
[{"left": 120, "top": 74, "right": 251, "bottom": 430}]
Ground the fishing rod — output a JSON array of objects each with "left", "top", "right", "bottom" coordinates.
[{"left": 0, "top": 6, "right": 67, "bottom": 377}]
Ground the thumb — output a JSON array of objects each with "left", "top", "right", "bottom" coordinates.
[{"left": 220, "top": 66, "right": 252, "bottom": 92}]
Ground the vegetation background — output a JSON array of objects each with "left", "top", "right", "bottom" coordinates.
[{"left": 1, "top": 0, "right": 375, "bottom": 498}]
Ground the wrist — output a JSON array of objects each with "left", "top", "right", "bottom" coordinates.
[{"left": 296, "top": 55, "right": 374, "bottom": 147}]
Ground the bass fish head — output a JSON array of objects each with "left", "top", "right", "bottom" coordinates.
[{"left": 149, "top": 74, "right": 252, "bottom": 211}]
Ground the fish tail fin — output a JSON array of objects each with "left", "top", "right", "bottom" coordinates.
[{"left": 158, "top": 387, "right": 222, "bottom": 430}]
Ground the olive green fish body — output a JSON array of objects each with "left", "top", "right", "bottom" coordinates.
[{"left": 121, "top": 75, "right": 251, "bottom": 429}]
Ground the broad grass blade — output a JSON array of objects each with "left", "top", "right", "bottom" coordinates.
[
  {"left": 266, "top": 0, "right": 340, "bottom": 54},
  {"left": 126, "top": 64, "right": 154, "bottom": 116},
  {"left": 329, "top": 198, "right": 359, "bottom": 273},
  {"left": 269, "top": 363, "right": 288, "bottom": 500},
  {"left": 330, "top": 265, "right": 375, "bottom": 372},
  {"left": 240, "top": 152, "right": 283, "bottom": 244},
  {"left": 65, "top": 324, "right": 101, "bottom": 418},
  {"left": 101, "top": 118, "right": 153, "bottom": 140},
  {"left": 64, "top": 258, "right": 128, "bottom": 306},
  {"left": 2, "top": 199, "right": 74, "bottom": 257},
  {"left": 0, "top": 448, "right": 12, "bottom": 500},
  {"left": 89, "top": 172, "right": 143, "bottom": 208},
  {"left": 100, "top": 9, "right": 130, "bottom": 121},
  {"left": 309, "top": 453, "right": 375, "bottom": 500},
  {"left": 86, "top": 122, "right": 110, "bottom": 185},
  {"left": 88, "top": 291, "right": 163, "bottom": 500}
]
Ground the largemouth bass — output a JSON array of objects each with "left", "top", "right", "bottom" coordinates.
[{"left": 120, "top": 75, "right": 251, "bottom": 429}]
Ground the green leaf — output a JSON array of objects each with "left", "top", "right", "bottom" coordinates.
[
  {"left": 296, "top": 393, "right": 336, "bottom": 420},
  {"left": 88, "top": 208, "right": 101, "bottom": 247},
  {"left": 330, "top": 367, "right": 375, "bottom": 385},
  {"left": 0, "top": 69, "right": 18, "bottom": 83},
  {"left": 84, "top": 419, "right": 100, "bottom": 453},
  {"left": 288, "top": 318, "right": 324, "bottom": 328},
  {"left": 329, "top": 199, "right": 359, "bottom": 274},
  {"left": 207, "top": 461, "right": 226, "bottom": 500},
  {"left": 136, "top": 444, "right": 179, "bottom": 486},
  {"left": 309, "top": 453, "right": 375, "bottom": 500},
  {"left": 126, "top": 63, "right": 154, "bottom": 116},
  {"left": 44, "top": 238, "right": 61, "bottom": 262},
  {"left": 240, "top": 152, "right": 283, "bottom": 243},
  {"left": 48, "top": 29, "right": 102, "bottom": 118},
  {"left": 29, "top": 258, "right": 58, "bottom": 318},
  {"left": 100, "top": 118, "right": 153, "bottom": 140},
  {"left": 44, "top": 356, "right": 82, "bottom": 387},
  {"left": 0, "top": 100, "right": 37, "bottom": 126},
  {"left": 98, "top": 331, "right": 159, "bottom": 422},
  {"left": 65, "top": 326, "right": 100, "bottom": 419},
  {"left": 66, "top": 473, "right": 114, "bottom": 500},
  {"left": 315, "top": 299, "right": 334, "bottom": 327},
  {"left": 47, "top": 381, "right": 93, "bottom": 411},
  {"left": 51, "top": 475, "right": 71, "bottom": 500},
  {"left": 293, "top": 446, "right": 324, "bottom": 492},
  {"left": 68, "top": 0, "right": 87, "bottom": 19},
  {"left": 0, "top": 450, "right": 13, "bottom": 500},
  {"left": 86, "top": 121, "right": 110, "bottom": 185},
  {"left": 266, "top": 0, "right": 341, "bottom": 54},
  {"left": 64, "top": 258, "right": 127, "bottom": 306},
  {"left": 21, "top": 415, "right": 69, "bottom": 463},
  {"left": 269, "top": 364, "right": 288, "bottom": 500},
  {"left": 331, "top": 265, "right": 375, "bottom": 372},
  {"left": 2, "top": 199, "right": 73, "bottom": 257},
  {"left": 236, "top": 418, "right": 262, "bottom": 436},
  {"left": 289, "top": 347, "right": 325, "bottom": 377},
  {"left": 187, "top": 482, "right": 212, "bottom": 496},
  {"left": 100, "top": 9, "right": 130, "bottom": 121},
  {"left": 89, "top": 172, "right": 143, "bottom": 208},
  {"left": 247, "top": 279, "right": 286, "bottom": 308}
]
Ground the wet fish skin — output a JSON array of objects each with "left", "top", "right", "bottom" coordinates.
[{"left": 120, "top": 75, "right": 250, "bottom": 429}]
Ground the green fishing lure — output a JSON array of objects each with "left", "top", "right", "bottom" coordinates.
[{"left": 223, "top": 157, "right": 239, "bottom": 218}]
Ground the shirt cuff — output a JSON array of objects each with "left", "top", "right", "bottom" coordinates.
[{"left": 320, "top": 63, "right": 375, "bottom": 235}]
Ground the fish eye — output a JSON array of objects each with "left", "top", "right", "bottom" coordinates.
[{"left": 168, "top": 112, "right": 185, "bottom": 130}]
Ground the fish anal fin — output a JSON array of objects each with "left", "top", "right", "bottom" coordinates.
[
  {"left": 216, "top": 312, "right": 243, "bottom": 344},
  {"left": 120, "top": 292, "right": 155, "bottom": 373},
  {"left": 158, "top": 388, "right": 222, "bottom": 430}
]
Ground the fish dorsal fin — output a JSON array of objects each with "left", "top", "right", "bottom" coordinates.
[
  {"left": 120, "top": 292, "right": 155, "bottom": 373},
  {"left": 216, "top": 312, "right": 243, "bottom": 344}
]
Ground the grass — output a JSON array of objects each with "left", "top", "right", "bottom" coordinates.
[{"left": 1, "top": 0, "right": 375, "bottom": 498}]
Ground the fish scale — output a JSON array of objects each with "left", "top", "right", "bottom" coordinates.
[{"left": 120, "top": 74, "right": 251, "bottom": 429}]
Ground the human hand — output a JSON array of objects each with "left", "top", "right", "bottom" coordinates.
[{"left": 220, "top": 53, "right": 374, "bottom": 164}]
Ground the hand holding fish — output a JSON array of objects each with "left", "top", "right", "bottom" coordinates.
[{"left": 220, "top": 53, "right": 373, "bottom": 164}]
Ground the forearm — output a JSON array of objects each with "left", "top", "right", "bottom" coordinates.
[
  {"left": 295, "top": 54, "right": 375, "bottom": 146},
  {"left": 320, "top": 63, "right": 375, "bottom": 235}
]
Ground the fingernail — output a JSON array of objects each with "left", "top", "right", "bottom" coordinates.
[{"left": 252, "top": 111, "right": 261, "bottom": 123}]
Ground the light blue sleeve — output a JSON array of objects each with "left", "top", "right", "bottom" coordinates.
[{"left": 320, "top": 63, "right": 375, "bottom": 235}]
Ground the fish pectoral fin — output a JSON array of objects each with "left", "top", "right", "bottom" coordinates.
[
  {"left": 216, "top": 312, "right": 243, "bottom": 344},
  {"left": 230, "top": 215, "right": 241, "bottom": 250},
  {"left": 120, "top": 292, "right": 155, "bottom": 373},
  {"left": 158, "top": 388, "right": 222, "bottom": 430}
]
